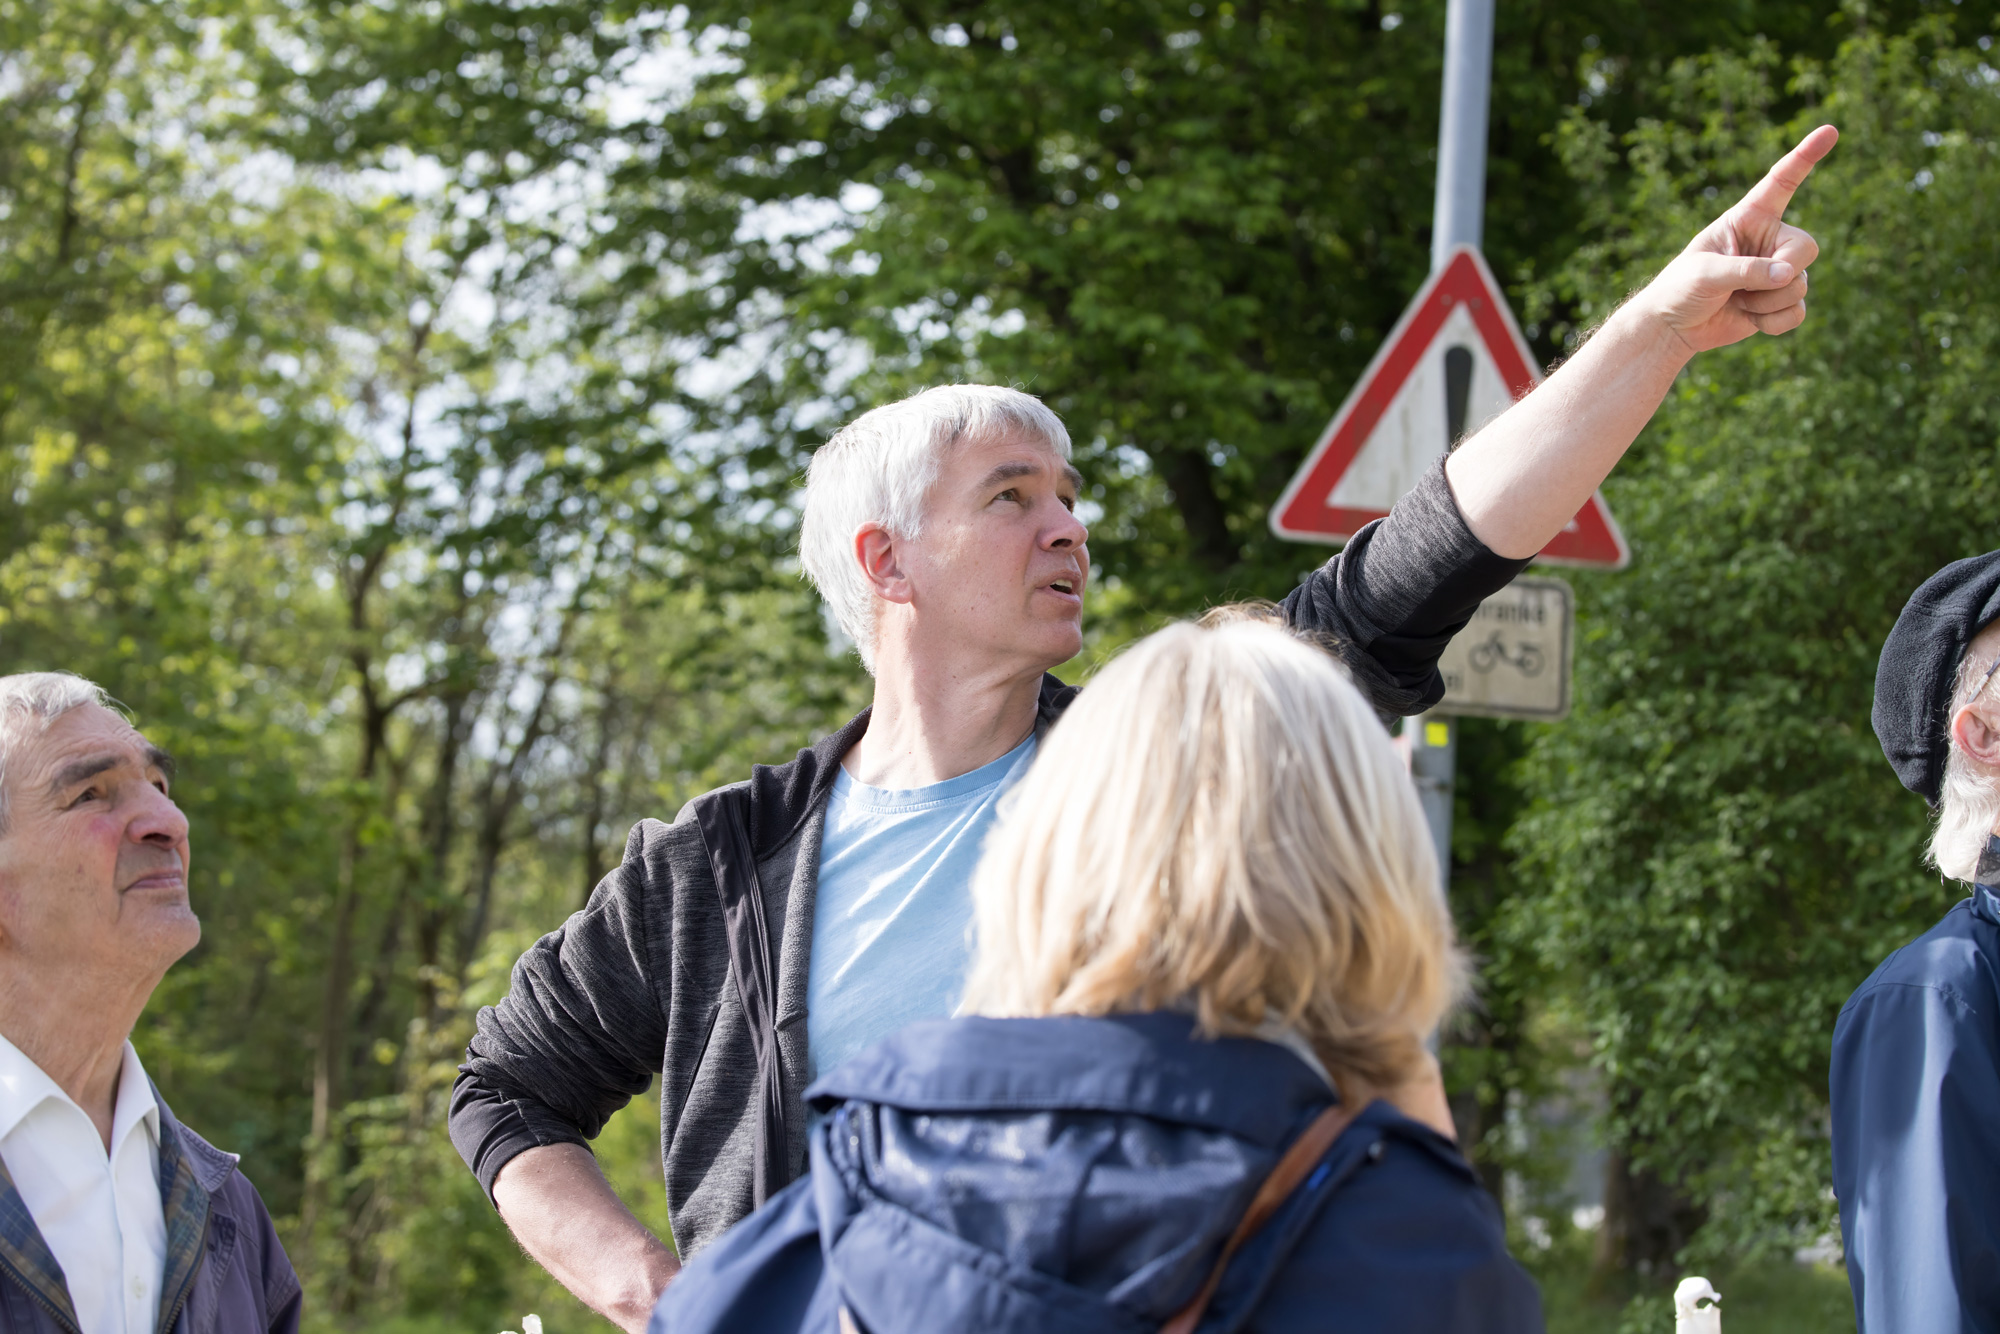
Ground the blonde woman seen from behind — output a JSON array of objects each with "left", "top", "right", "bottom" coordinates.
[
  {"left": 963, "top": 617, "right": 1462, "bottom": 1128},
  {"left": 651, "top": 621, "right": 1543, "bottom": 1334}
]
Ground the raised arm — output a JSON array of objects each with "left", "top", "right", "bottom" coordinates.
[
  {"left": 1285, "top": 126, "right": 1838, "bottom": 713},
  {"left": 1446, "top": 125, "right": 1838, "bottom": 557}
]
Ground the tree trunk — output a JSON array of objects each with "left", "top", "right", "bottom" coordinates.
[
  {"left": 1155, "top": 445, "right": 1239, "bottom": 572},
  {"left": 301, "top": 822, "right": 360, "bottom": 1250},
  {"left": 1592, "top": 1151, "right": 1708, "bottom": 1282}
]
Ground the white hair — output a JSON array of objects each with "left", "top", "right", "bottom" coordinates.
[
  {"left": 798, "top": 385, "right": 1071, "bottom": 671},
  {"left": 0, "top": 672, "right": 118, "bottom": 835},
  {"left": 1930, "top": 625, "right": 2000, "bottom": 881}
]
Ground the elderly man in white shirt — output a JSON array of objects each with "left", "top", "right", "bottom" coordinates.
[
  {"left": 0, "top": 1039, "right": 169, "bottom": 1331},
  {"left": 0, "top": 672, "right": 299, "bottom": 1334}
]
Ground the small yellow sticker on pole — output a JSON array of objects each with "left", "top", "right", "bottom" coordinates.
[{"left": 1425, "top": 721, "right": 1451, "bottom": 748}]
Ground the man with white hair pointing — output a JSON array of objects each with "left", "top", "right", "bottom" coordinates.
[{"left": 449, "top": 128, "right": 1838, "bottom": 1331}]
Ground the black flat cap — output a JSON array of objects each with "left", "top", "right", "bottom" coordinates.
[{"left": 1874, "top": 550, "right": 2000, "bottom": 806}]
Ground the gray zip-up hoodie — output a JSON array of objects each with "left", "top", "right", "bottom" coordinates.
[{"left": 448, "top": 459, "right": 1529, "bottom": 1258}]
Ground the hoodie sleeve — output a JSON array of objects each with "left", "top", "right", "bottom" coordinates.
[
  {"left": 1831, "top": 976, "right": 2000, "bottom": 1333},
  {"left": 448, "top": 820, "right": 671, "bottom": 1204},
  {"left": 1280, "top": 457, "right": 1530, "bottom": 717}
]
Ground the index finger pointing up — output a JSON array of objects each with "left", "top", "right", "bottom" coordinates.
[{"left": 1737, "top": 124, "right": 1840, "bottom": 221}]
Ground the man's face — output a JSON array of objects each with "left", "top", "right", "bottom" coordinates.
[
  {"left": 0, "top": 704, "right": 196, "bottom": 985},
  {"left": 895, "top": 431, "right": 1090, "bottom": 673}
]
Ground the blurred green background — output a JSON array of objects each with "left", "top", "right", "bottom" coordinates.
[{"left": 12, "top": 0, "right": 2000, "bottom": 1326}]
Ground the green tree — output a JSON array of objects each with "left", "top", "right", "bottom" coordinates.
[
  {"left": 14, "top": 0, "right": 2000, "bottom": 1325},
  {"left": 256, "top": 0, "right": 2000, "bottom": 617},
  {"left": 1510, "top": 17, "right": 2000, "bottom": 1298},
  {"left": 1, "top": 3, "right": 865, "bottom": 1324},
  {"left": 242, "top": 18, "right": 2000, "bottom": 1290}
]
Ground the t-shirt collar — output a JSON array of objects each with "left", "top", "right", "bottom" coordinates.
[{"left": 833, "top": 731, "right": 1038, "bottom": 809}]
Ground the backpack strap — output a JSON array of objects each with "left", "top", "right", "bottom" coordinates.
[{"left": 1159, "top": 1098, "right": 1376, "bottom": 1334}]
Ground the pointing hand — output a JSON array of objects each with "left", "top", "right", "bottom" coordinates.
[{"left": 1637, "top": 124, "right": 1839, "bottom": 354}]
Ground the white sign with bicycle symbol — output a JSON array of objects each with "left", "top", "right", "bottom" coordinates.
[{"left": 1437, "top": 576, "right": 1572, "bottom": 720}]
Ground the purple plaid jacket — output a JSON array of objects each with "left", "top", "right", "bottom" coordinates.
[{"left": 0, "top": 1094, "right": 300, "bottom": 1334}]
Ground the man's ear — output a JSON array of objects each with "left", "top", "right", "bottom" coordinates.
[
  {"left": 854, "top": 523, "right": 914, "bottom": 606},
  {"left": 1951, "top": 699, "right": 2000, "bottom": 769}
]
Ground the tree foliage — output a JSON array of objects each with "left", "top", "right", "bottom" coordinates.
[
  {"left": 257, "top": 0, "right": 1983, "bottom": 616},
  {"left": 7, "top": 0, "right": 2000, "bottom": 1325},
  {"left": 1512, "top": 16, "right": 2000, "bottom": 1287},
  {"left": 2, "top": 1, "right": 864, "bottom": 1323}
]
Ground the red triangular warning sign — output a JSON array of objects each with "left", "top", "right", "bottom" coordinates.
[{"left": 1270, "top": 246, "right": 1629, "bottom": 569}]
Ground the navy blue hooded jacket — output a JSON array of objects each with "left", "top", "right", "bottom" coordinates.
[
  {"left": 650, "top": 1013, "right": 1542, "bottom": 1334},
  {"left": 1832, "top": 879, "right": 2000, "bottom": 1332}
]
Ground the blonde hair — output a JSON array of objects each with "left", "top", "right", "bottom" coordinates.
[
  {"left": 961, "top": 620, "right": 1465, "bottom": 1090},
  {"left": 798, "top": 385, "right": 1071, "bottom": 671}
]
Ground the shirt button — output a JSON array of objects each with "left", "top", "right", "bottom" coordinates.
[{"left": 132, "top": 1276, "right": 146, "bottom": 1297}]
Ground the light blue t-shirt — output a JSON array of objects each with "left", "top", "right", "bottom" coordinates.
[{"left": 805, "top": 734, "right": 1039, "bottom": 1083}]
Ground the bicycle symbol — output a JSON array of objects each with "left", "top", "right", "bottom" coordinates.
[{"left": 1467, "top": 631, "right": 1545, "bottom": 678}]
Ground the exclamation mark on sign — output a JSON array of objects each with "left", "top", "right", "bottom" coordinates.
[{"left": 1444, "top": 345, "right": 1473, "bottom": 448}]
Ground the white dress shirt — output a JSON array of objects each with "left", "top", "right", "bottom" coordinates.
[{"left": 0, "top": 1032, "right": 168, "bottom": 1334}]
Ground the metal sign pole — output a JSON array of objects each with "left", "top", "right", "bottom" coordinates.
[
  {"left": 1433, "top": 0, "right": 1494, "bottom": 270},
  {"left": 1414, "top": 0, "right": 1496, "bottom": 890}
]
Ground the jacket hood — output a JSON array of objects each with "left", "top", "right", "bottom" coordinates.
[{"left": 802, "top": 1013, "right": 1340, "bottom": 1334}]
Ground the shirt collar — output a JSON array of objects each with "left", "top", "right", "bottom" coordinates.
[
  {"left": 1977, "top": 833, "right": 2000, "bottom": 887},
  {"left": 0, "top": 1030, "right": 158, "bottom": 1151},
  {"left": 0, "top": 1030, "right": 66, "bottom": 1143},
  {"left": 109, "top": 1040, "right": 160, "bottom": 1154},
  {"left": 1973, "top": 835, "right": 2000, "bottom": 927}
]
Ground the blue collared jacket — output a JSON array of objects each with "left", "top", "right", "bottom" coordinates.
[
  {"left": 1832, "top": 878, "right": 2000, "bottom": 1332},
  {"left": 651, "top": 1012, "right": 1542, "bottom": 1334},
  {"left": 0, "top": 1094, "right": 300, "bottom": 1334}
]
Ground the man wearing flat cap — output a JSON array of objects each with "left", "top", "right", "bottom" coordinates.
[{"left": 1834, "top": 552, "right": 2000, "bottom": 1331}]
